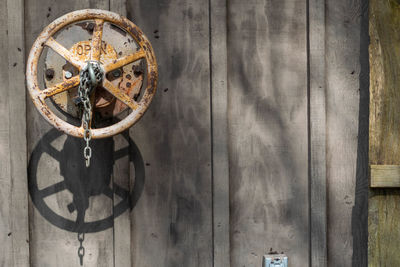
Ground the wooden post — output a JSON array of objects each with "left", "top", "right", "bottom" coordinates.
[{"left": 369, "top": 0, "right": 400, "bottom": 265}]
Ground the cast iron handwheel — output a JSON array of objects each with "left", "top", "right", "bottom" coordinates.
[{"left": 26, "top": 9, "right": 157, "bottom": 138}]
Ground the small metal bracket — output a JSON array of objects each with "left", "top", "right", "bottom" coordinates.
[{"left": 262, "top": 254, "right": 288, "bottom": 267}]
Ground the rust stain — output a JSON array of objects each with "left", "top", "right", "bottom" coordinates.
[{"left": 26, "top": 9, "right": 158, "bottom": 139}]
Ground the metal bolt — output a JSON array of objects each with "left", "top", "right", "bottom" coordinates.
[
  {"left": 45, "top": 68, "right": 55, "bottom": 80},
  {"left": 112, "top": 69, "right": 122, "bottom": 78},
  {"left": 65, "top": 71, "right": 73, "bottom": 79},
  {"left": 87, "top": 23, "right": 95, "bottom": 32}
]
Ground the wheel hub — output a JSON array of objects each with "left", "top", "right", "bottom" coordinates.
[{"left": 44, "top": 39, "right": 144, "bottom": 118}]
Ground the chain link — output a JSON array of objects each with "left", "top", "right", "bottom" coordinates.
[
  {"left": 78, "top": 61, "right": 103, "bottom": 167},
  {"left": 77, "top": 232, "right": 85, "bottom": 266}
]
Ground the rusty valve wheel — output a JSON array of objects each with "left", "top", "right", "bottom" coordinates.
[{"left": 26, "top": 9, "right": 157, "bottom": 139}]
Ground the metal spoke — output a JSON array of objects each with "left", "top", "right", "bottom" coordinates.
[
  {"left": 102, "top": 79, "right": 138, "bottom": 110},
  {"left": 103, "top": 50, "right": 146, "bottom": 73},
  {"left": 90, "top": 19, "right": 104, "bottom": 61},
  {"left": 39, "top": 181, "right": 66, "bottom": 198},
  {"left": 45, "top": 37, "right": 84, "bottom": 69},
  {"left": 40, "top": 75, "right": 80, "bottom": 98}
]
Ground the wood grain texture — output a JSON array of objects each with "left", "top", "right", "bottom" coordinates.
[
  {"left": 110, "top": 2, "right": 130, "bottom": 267},
  {"left": 308, "top": 0, "right": 327, "bottom": 266},
  {"left": 6, "top": 0, "right": 30, "bottom": 265},
  {"left": 370, "top": 165, "right": 400, "bottom": 188},
  {"left": 0, "top": 1, "right": 373, "bottom": 266},
  {"left": 112, "top": 133, "right": 132, "bottom": 267},
  {"left": 210, "top": 0, "right": 230, "bottom": 266},
  {"left": 325, "top": 0, "right": 368, "bottom": 266},
  {"left": 127, "top": 0, "right": 213, "bottom": 266},
  {"left": 227, "top": 0, "right": 309, "bottom": 266},
  {"left": 25, "top": 1, "right": 117, "bottom": 267},
  {"left": 0, "top": 0, "right": 12, "bottom": 266},
  {"left": 369, "top": 0, "right": 400, "bottom": 265},
  {"left": 110, "top": 0, "right": 126, "bottom": 17}
]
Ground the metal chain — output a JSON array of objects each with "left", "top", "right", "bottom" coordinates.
[
  {"left": 77, "top": 232, "right": 85, "bottom": 266},
  {"left": 78, "top": 61, "right": 103, "bottom": 167},
  {"left": 79, "top": 70, "right": 92, "bottom": 167}
]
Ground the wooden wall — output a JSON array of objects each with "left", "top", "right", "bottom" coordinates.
[
  {"left": 227, "top": 0, "right": 309, "bottom": 265},
  {"left": 0, "top": 0, "right": 369, "bottom": 266},
  {"left": 326, "top": 0, "right": 369, "bottom": 266},
  {"left": 127, "top": 0, "right": 214, "bottom": 266},
  {"left": 368, "top": 0, "right": 400, "bottom": 265}
]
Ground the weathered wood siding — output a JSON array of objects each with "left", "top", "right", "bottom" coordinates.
[
  {"left": 25, "top": 2, "right": 115, "bottom": 266},
  {"left": 369, "top": 0, "right": 400, "bottom": 266},
  {"left": 126, "top": 0, "right": 214, "bottom": 266},
  {"left": 0, "top": 0, "right": 369, "bottom": 266},
  {"left": 0, "top": 0, "right": 30, "bottom": 266},
  {"left": 326, "top": 0, "right": 369, "bottom": 266},
  {"left": 227, "top": 0, "right": 309, "bottom": 266}
]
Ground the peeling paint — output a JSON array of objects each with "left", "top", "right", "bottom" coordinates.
[{"left": 26, "top": 9, "right": 158, "bottom": 139}]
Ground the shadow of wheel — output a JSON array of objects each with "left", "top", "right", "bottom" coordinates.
[{"left": 28, "top": 128, "right": 145, "bottom": 233}]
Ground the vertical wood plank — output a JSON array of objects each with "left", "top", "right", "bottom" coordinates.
[
  {"left": 353, "top": 3, "right": 369, "bottom": 265},
  {"left": 308, "top": 0, "right": 327, "bottom": 266},
  {"left": 111, "top": 134, "right": 131, "bottom": 267},
  {"left": 25, "top": 2, "right": 115, "bottom": 267},
  {"left": 110, "top": 0, "right": 126, "bottom": 17},
  {"left": 0, "top": 0, "right": 12, "bottom": 265},
  {"left": 210, "top": 0, "right": 230, "bottom": 266},
  {"left": 127, "top": 0, "right": 213, "bottom": 266},
  {"left": 109, "top": 4, "right": 130, "bottom": 267},
  {"left": 107, "top": 132, "right": 131, "bottom": 267},
  {"left": 369, "top": 0, "right": 400, "bottom": 265},
  {"left": 7, "top": 0, "right": 30, "bottom": 265},
  {"left": 107, "top": 2, "right": 131, "bottom": 266},
  {"left": 325, "top": 0, "right": 367, "bottom": 265},
  {"left": 227, "top": 0, "right": 309, "bottom": 266}
]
